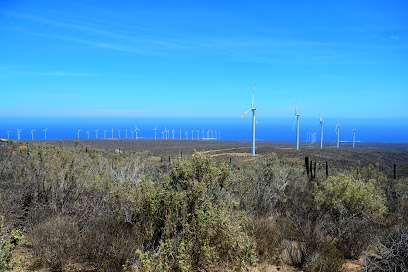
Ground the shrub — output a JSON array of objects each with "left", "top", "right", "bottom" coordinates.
[
  {"left": 365, "top": 226, "right": 408, "bottom": 271},
  {"left": 0, "top": 216, "right": 24, "bottom": 271}
]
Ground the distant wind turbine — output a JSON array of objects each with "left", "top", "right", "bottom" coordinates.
[
  {"left": 118, "top": 129, "right": 121, "bottom": 139},
  {"left": 43, "top": 128, "right": 48, "bottom": 140},
  {"left": 94, "top": 129, "right": 98, "bottom": 139},
  {"left": 7, "top": 130, "right": 10, "bottom": 139},
  {"left": 241, "top": 83, "right": 258, "bottom": 156},
  {"left": 191, "top": 129, "right": 194, "bottom": 140},
  {"left": 185, "top": 131, "right": 188, "bottom": 140},
  {"left": 352, "top": 126, "right": 356, "bottom": 148},
  {"left": 292, "top": 105, "right": 300, "bottom": 150},
  {"left": 131, "top": 130, "right": 134, "bottom": 138},
  {"left": 125, "top": 129, "right": 128, "bottom": 139},
  {"left": 111, "top": 128, "right": 114, "bottom": 139},
  {"left": 31, "top": 130, "right": 35, "bottom": 140},
  {"left": 179, "top": 129, "right": 182, "bottom": 140},
  {"left": 197, "top": 130, "right": 199, "bottom": 140},
  {"left": 16, "top": 129, "right": 21, "bottom": 140},
  {"left": 336, "top": 119, "right": 340, "bottom": 148},
  {"left": 77, "top": 130, "right": 81, "bottom": 139},
  {"left": 135, "top": 125, "right": 140, "bottom": 139},
  {"left": 219, "top": 130, "right": 221, "bottom": 140},
  {"left": 153, "top": 126, "right": 158, "bottom": 140},
  {"left": 320, "top": 116, "right": 324, "bottom": 148},
  {"left": 86, "top": 130, "right": 90, "bottom": 139},
  {"left": 172, "top": 128, "right": 175, "bottom": 140},
  {"left": 201, "top": 129, "right": 204, "bottom": 140},
  {"left": 207, "top": 129, "right": 209, "bottom": 140},
  {"left": 104, "top": 130, "right": 107, "bottom": 139}
]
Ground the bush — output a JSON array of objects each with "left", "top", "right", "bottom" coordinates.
[
  {"left": 365, "top": 226, "right": 408, "bottom": 271},
  {"left": 0, "top": 216, "right": 23, "bottom": 271}
]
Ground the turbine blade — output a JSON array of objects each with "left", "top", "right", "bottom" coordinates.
[
  {"left": 241, "top": 109, "right": 251, "bottom": 119},
  {"left": 251, "top": 83, "right": 256, "bottom": 108},
  {"left": 292, "top": 117, "right": 296, "bottom": 131}
]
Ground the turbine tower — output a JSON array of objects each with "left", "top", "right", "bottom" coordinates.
[
  {"left": 7, "top": 130, "right": 10, "bottom": 139},
  {"left": 131, "top": 130, "right": 134, "bottom": 138},
  {"left": 118, "top": 129, "right": 121, "bottom": 139},
  {"left": 191, "top": 129, "right": 194, "bottom": 140},
  {"left": 172, "top": 128, "right": 175, "bottom": 140},
  {"left": 185, "top": 131, "right": 188, "bottom": 140},
  {"left": 241, "top": 83, "right": 257, "bottom": 156},
  {"left": 292, "top": 105, "right": 300, "bottom": 150},
  {"left": 179, "top": 129, "right": 182, "bottom": 140},
  {"left": 77, "top": 130, "right": 81, "bottom": 139},
  {"left": 197, "top": 130, "right": 199, "bottom": 140},
  {"left": 16, "top": 129, "right": 21, "bottom": 140},
  {"left": 201, "top": 129, "right": 204, "bottom": 140},
  {"left": 111, "top": 128, "right": 114, "bottom": 139},
  {"left": 352, "top": 126, "right": 356, "bottom": 148},
  {"left": 320, "top": 116, "right": 324, "bottom": 148},
  {"left": 43, "top": 128, "right": 48, "bottom": 140},
  {"left": 125, "top": 129, "right": 128, "bottom": 139},
  {"left": 95, "top": 129, "right": 98, "bottom": 139},
  {"left": 104, "top": 130, "right": 107, "bottom": 139},
  {"left": 336, "top": 119, "right": 340, "bottom": 148},
  {"left": 153, "top": 126, "right": 158, "bottom": 140},
  {"left": 86, "top": 130, "right": 90, "bottom": 139},
  {"left": 219, "top": 130, "right": 221, "bottom": 140},
  {"left": 31, "top": 130, "right": 35, "bottom": 140}
]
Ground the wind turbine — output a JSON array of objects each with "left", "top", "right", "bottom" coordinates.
[
  {"left": 201, "top": 129, "right": 204, "bottom": 140},
  {"left": 7, "top": 130, "right": 10, "bottom": 139},
  {"left": 111, "top": 128, "right": 114, "bottom": 139},
  {"left": 320, "top": 116, "right": 324, "bottom": 148},
  {"left": 352, "top": 126, "right": 356, "bottom": 148},
  {"left": 179, "top": 129, "right": 182, "bottom": 140},
  {"left": 77, "top": 130, "right": 81, "bottom": 139},
  {"left": 86, "top": 130, "right": 90, "bottom": 139},
  {"left": 43, "top": 128, "right": 48, "bottom": 140},
  {"left": 135, "top": 125, "right": 140, "bottom": 139},
  {"left": 131, "top": 130, "right": 134, "bottom": 138},
  {"left": 292, "top": 105, "right": 300, "bottom": 150},
  {"left": 185, "top": 131, "right": 188, "bottom": 140},
  {"left": 191, "top": 129, "right": 194, "bottom": 140},
  {"left": 241, "top": 83, "right": 258, "bottom": 156},
  {"left": 211, "top": 129, "right": 213, "bottom": 139},
  {"left": 125, "top": 129, "right": 128, "bottom": 139},
  {"left": 172, "top": 128, "right": 175, "bottom": 140},
  {"left": 31, "top": 130, "right": 35, "bottom": 140},
  {"left": 16, "top": 129, "right": 21, "bottom": 140},
  {"left": 153, "top": 126, "right": 158, "bottom": 140},
  {"left": 336, "top": 119, "right": 340, "bottom": 148},
  {"left": 118, "top": 129, "right": 121, "bottom": 139},
  {"left": 219, "top": 130, "right": 221, "bottom": 140},
  {"left": 104, "top": 130, "right": 107, "bottom": 139},
  {"left": 94, "top": 129, "right": 98, "bottom": 139},
  {"left": 197, "top": 130, "right": 199, "bottom": 140}
]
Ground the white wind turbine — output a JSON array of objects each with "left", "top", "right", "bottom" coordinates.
[
  {"left": 131, "top": 130, "right": 134, "bottom": 139},
  {"left": 352, "top": 126, "right": 356, "bottom": 148},
  {"left": 191, "top": 129, "right": 194, "bottom": 140},
  {"left": 320, "top": 116, "right": 324, "bottom": 148},
  {"left": 135, "top": 125, "right": 140, "bottom": 139},
  {"left": 118, "top": 129, "right": 121, "bottom": 138},
  {"left": 104, "top": 130, "right": 107, "bottom": 139},
  {"left": 16, "top": 129, "right": 22, "bottom": 140},
  {"left": 197, "top": 130, "right": 199, "bottom": 140},
  {"left": 336, "top": 119, "right": 340, "bottom": 148},
  {"left": 94, "top": 129, "right": 99, "bottom": 139},
  {"left": 7, "top": 130, "right": 10, "bottom": 139},
  {"left": 125, "top": 129, "right": 128, "bottom": 139},
  {"left": 77, "top": 130, "right": 81, "bottom": 139},
  {"left": 111, "top": 128, "right": 114, "bottom": 139},
  {"left": 86, "top": 130, "right": 90, "bottom": 139},
  {"left": 241, "top": 83, "right": 258, "bottom": 156},
  {"left": 207, "top": 129, "right": 209, "bottom": 140},
  {"left": 31, "top": 130, "right": 35, "bottom": 140},
  {"left": 172, "top": 128, "right": 175, "bottom": 140},
  {"left": 185, "top": 131, "right": 188, "bottom": 140},
  {"left": 211, "top": 129, "right": 213, "bottom": 139},
  {"left": 43, "top": 128, "right": 48, "bottom": 140},
  {"left": 179, "top": 129, "right": 182, "bottom": 140},
  {"left": 292, "top": 105, "right": 300, "bottom": 150},
  {"left": 153, "top": 126, "right": 158, "bottom": 140}
]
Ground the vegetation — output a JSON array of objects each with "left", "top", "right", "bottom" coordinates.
[{"left": 0, "top": 141, "right": 407, "bottom": 271}]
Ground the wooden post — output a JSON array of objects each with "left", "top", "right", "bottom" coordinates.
[
  {"left": 394, "top": 164, "right": 397, "bottom": 179},
  {"left": 313, "top": 161, "right": 317, "bottom": 179},
  {"left": 169, "top": 155, "right": 171, "bottom": 163},
  {"left": 326, "top": 161, "right": 329, "bottom": 178},
  {"left": 26, "top": 143, "right": 30, "bottom": 155},
  {"left": 305, "top": 157, "right": 309, "bottom": 178}
]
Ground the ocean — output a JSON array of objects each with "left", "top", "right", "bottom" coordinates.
[{"left": 0, "top": 117, "right": 407, "bottom": 143}]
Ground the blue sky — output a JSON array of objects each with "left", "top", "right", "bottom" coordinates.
[{"left": 0, "top": 0, "right": 407, "bottom": 121}]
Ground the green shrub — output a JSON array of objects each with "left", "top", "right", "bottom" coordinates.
[
  {"left": 0, "top": 216, "right": 23, "bottom": 270},
  {"left": 314, "top": 173, "right": 387, "bottom": 220}
]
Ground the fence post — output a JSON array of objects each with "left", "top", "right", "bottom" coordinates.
[
  {"left": 26, "top": 143, "right": 31, "bottom": 155},
  {"left": 326, "top": 161, "right": 329, "bottom": 178},
  {"left": 394, "top": 164, "right": 397, "bottom": 179}
]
